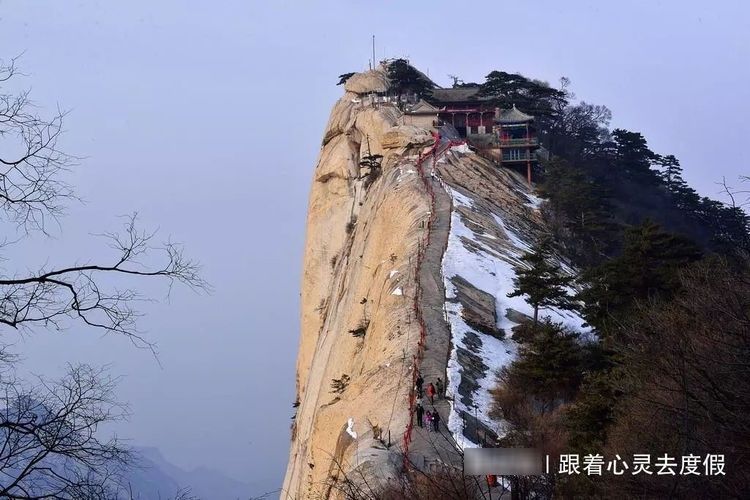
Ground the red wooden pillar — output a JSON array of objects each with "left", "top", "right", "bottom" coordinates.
[
  {"left": 527, "top": 159, "right": 532, "bottom": 186},
  {"left": 498, "top": 123, "right": 504, "bottom": 167},
  {"left": 525, "top": 122, "right": 532, "bottom": 186}
]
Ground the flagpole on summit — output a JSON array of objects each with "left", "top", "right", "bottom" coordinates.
[{"left": 372, "top": 35, "right": 376, "bottom": 68}]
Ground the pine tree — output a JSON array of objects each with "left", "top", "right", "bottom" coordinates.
[
  {"left": 564, "top": 369, "right": 618, "bottom": 452},
  {"left": 578, "top": 220, "right": 701, "bottom": 335},
  {"left": 359, "top": 136, "right": 383, "bottom": 190},
  {"left": 477, "top": 70, "right": 567, "bottom": 119},
  {"left": 540, "top": 159, "right": 616, "bottom": 246},
  {"left": 610, "top": 129, "right": 657, "bottom": 180},
  {"left": 654, "top": 154, "right": 682, "bottom": 188},
  {"left": 512, "top": 320, "right": 584, "bottom": 403},
  {"left": 491, "top": 320, "right": 585, "bottom": 428},
  {"left": 336, "top": 72, "right": 355, "bottom": 86},
  {"left": 508, "top": 240, "right": 574, "bottom": 324},
  {"left": 386, "top": 59, "right": 433, "bottom": 97}
]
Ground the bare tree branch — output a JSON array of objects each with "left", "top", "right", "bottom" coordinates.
[
  {"left": 0, "top": 364, "right": 130, "bottom": 499},
  {"left": 0, "top": 57, "right": 78, "bottom": 233},
  {"left": 0, "top": 213, "right": 208, "bottom": 348},
  {"left": 0, "top": 55, "right": 208, "bottom": 498}
]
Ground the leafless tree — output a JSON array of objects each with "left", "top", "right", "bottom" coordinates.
[
  {"left": 0, "top": 56, "right": 206, "bottom": 497},
  {"left": 0, "top": 55, "right": 74, "bottom": 232},
  {"left": 0, "top": 55, "right": 206, "bottom": 347},
  {"left": 0, "top": 213, "right": 206, "bottom": 349},
  {"left": 0, "top": 364, "right": 129, "bottom": 498},
  {"left": 720, "top": 175, "right": 750, "bottom": 210},
  {"left": 602, "top": 256, "right": 750, "bottom": 498}
]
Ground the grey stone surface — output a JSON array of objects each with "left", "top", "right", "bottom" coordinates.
[
  {"left": 408, "top": 163, "right": 463, "bottom": 471},
  {"left": 452, "top": 275, "right": 504, "bottom": 340}
]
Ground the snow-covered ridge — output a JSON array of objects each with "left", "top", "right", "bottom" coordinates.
[{"left": 436, "top": 152, "right": 588, "bottom": 449}]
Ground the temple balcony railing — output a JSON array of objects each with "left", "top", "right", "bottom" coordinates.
[
  {"left": 502, "top": 154, "right": 536, "bottom": 162},
  {"left": 498, "top": 137, "right": 539, "bottom": 146}
]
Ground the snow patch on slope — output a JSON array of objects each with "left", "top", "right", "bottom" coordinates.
[
  {"left": 441, "top": 185, "right": 588, "bottom": 449},
  {"left": 450, "top": 143, "right": 472, "bottom": 154},
  {"left": 524, "top": 192, "right": 544, "bottom": 209},
  {"left": 346, "top": 418, "right": 358, "bottom": 439}
]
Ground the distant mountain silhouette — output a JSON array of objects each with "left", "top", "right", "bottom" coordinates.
[{"left": 128, "top": 447, "right": 257, "bottom": 499}]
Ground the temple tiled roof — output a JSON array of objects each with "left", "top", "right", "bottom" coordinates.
[
  {"left": 429, "top": 86, "right": 488, "bottom": 103},
  {"left": 405, "top": 99, "right": 441, "bottom": 114},
  {"left": 496, "top": 104, "right": 534, "bottom": 123}
]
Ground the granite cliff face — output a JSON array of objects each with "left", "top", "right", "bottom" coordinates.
[
  {"left": 283, "top": 67, "right": 434, "bottom": 498},
  {"left": 283, "top": 67, "right": 585, "bottom": 499}
]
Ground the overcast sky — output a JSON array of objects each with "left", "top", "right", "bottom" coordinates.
[{"left": 0, "top": 0, "right": 747, "bottom": 494}]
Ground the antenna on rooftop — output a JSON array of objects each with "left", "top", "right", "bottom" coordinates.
[{"left": 372, "top": 35, "right": 376, "bottom": 68}]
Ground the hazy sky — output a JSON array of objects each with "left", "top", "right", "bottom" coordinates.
[{"left": 0, "top": 0, "right": 747, "bottom": 494}]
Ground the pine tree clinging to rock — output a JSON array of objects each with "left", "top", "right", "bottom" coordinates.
[{"left": 507, "top": 241, "right": 575, "bottom": 324}]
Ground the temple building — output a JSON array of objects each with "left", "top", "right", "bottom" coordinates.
[
  {"left": 494, "top": 105, "right": 539, "bottom": 185},
  {"left": 402, "top": 87, "right": 541, "bottom": 184},
  {"left": 430, "top": 87, "right": 494, "bottom": 136},
  {"left": 401, "top": 99, "right": 441, "bottom": 129}
]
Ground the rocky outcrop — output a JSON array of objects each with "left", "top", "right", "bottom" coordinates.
[
  {"left": 381, "top": 126, "right": 432, "bottom": 150},
  {"left": 283, "top": 70, "right": 434, "bottom": 499},
  {"left": 343, "top": 68, "right": 389, "bottom": 95},
  {"left": 451, "top": 276, "right": 504, "bottom": 340}
]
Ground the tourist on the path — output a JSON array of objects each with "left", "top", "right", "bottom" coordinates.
[
  {"left": 425, "top": 410, "right": 433, "bottom": 432},
  {"left": 415, "top": 403, "right": 424, "bottom": 428},
  {"left": 436, "top": 378, "right": 444, "bottom": 399},
  {"left": 416, "top": 373, "right": 424, "bottom": 398},
  {"left": 427, "top": 382, "right": 436, "bottom": 404},
  {"left": 432, "top": 410, "right": 441, "bottom": 432}
]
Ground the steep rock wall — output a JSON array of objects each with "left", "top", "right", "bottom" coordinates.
[{"left": 284, "top": 70, "right": 434, "bottom": 499}]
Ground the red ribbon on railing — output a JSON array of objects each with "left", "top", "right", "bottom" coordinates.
[{"left": 402, "top": 131, "right": 466, "bottom": 470}]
